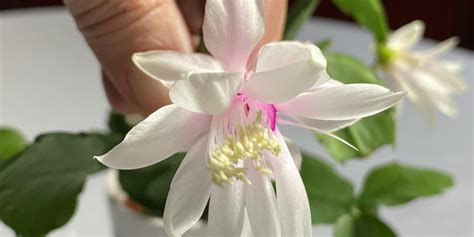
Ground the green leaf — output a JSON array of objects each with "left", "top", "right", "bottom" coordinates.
[
  {"left": 284, "top": 0, "right": 321, "bottom": 40},
  {"left": 300, "top": 153, "right": 354, "bottom": 224},
  {"left": 334, "top": 213, "right": 396, "bottom": 237},
  {"left": 108, "top": 111, "right": 133, "bottom": 136},
  {"left": 358, "top": 162, "right": 454, "bottom": 206},
  {"left": 118, "top": 153, "right": 185, "bottom": 216},
  {"left": 0, "top": 133, "right": 116, "bottom": 236},
  {"left": 316, "top": 53, "right": 395, "bottom": 161},
  {"left": 317, "top": 109, "right": 396, "bottom": 161},
  {"left": 0, "top": 127, "right": 28, "bottom": 168},
  {"left": 331, "top": 0, "right": 389, "bottom": 42},
  {"left": 315, "top": 38, "right": 332, "bottom": 51},
  {"left": 326, "top": 53, "right": 381, "bottom": 85}
]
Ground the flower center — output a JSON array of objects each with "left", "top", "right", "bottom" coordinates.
[{"left": 207, "top": 97, "right": 280, "bottom": 187}]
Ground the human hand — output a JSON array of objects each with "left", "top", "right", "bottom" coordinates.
[{"left": 64, "top": 0, "right": 287, "bottom": 116}]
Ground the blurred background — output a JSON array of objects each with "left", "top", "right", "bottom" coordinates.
[{"left": 1, "top": 0, "right": 473, "bottom": 49}]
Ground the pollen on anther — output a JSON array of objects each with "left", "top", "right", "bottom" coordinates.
[{"left": 207, "top": 111, "right": 280, "bottom": 187}]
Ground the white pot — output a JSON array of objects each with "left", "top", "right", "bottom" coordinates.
[{"left": 106, "top": 170, "right": 207, "bottom": 237}]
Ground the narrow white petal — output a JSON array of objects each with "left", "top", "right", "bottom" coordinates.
[
  {"left": 96, "top": 105, "right": 211, "bottom": 169},
  {"left": 276, "top": 84, "right": 405, "bottom": 120},
  {"left": 420, "top": 61, "right": 467, "bottom": 92},
  {"left": 388, "top": 63, "right": 438, "bottom": 124},
  {"left": 267, "top": 132, "right": 311, "bottom": 237},
  {"left": 203, "top": 0, "right": 264, "bottom": 71},
  {"left": 284, "top": 137, "right": 302, "bottom": 170},
  {"left": 255, "top": 41, "right": 327, "bottom": 73},
  {"left": 169, "top": 72, "right": 242, "bottom": 115},
  {"left": 297, "top": 117, "right": 358, "bottom": 132},
  {"left": 418, "top": 37, "right": 460, "bottom": 59},
  {"left": 132, "top": 51, "right": 224, "bottom": 82},
  {"left": 245, "top": 162, "right": 281, "bottom": 236},
  {"left": 388, "top": 20, "right": 425, "bottom": 50},
  {"left": 242, "top": 60, "right": 326, "bottom": 103},
  {"left": 164, "top": 135, "right": 212, "bottom": 237},
  {"left": 278, "top": 119, "right": 358, "bottom": 151},
  {"left": 241, "top": 211, "right": 254, "bottom": 237},
  {"left": 207, "top": 182, "right": 246, "bottom": 236}
]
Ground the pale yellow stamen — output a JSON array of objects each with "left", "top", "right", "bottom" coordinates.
[{"left": 207, "top": 112, "right": 280, "bottom": 187}]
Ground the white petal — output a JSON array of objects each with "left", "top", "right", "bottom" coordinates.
[
  {"left": 241, "top": 60, "right": 326, "bottom": 104},
  {"left": 297, "top": 117, "right": 358, "bottom": 133},
  {"left": 169, "top": 72, "right": 242, "bottom": 115},
  {"left": 284, "top": 137, "right": 302, "bottom": 170},
  {"left": 203, "top": 0, "right": 264, "bottom": 71},
  {"left": 267, "top": 132, "right": 311, "bottom": 237},
  {"left": 132, "top": 51, "right": 224, "bottom": 82},
  {"left": 96, "top": 105, "right": 211, "bottom": 169},
  {"left": 277, "top": 119, "right": 358, "bottom": 151},
  {"left": 207, "top": 182, "right": 245, "bottom": 236},
  {"left": 164, "top": 135, "right": 212, "bottom": 237},
  {"left": 389, "top": 62, "right": 458, "bottom": 123},
  {"left": 388, "top": 20, "right": 425, "bottom": 50},
  {"left": 255, "top": 42, "right": 327, "bottom": 73},
  {"left": 420, "top": 61, "right": 467, "bottom": 93},
  {"left": 418, "top": 37, "right": 459, "bottom": 59},
  {"left": 276, "top": 84, "right": 405, "bottom": 120},
  {"left": 241, "top": 211, "right": 254, "bottom": 237},
  {"left": 245, "top": 162, "right": 281, "bottom": 236},
  {"left": 388, "top": 63, "right": 438, "bottom": 123}
]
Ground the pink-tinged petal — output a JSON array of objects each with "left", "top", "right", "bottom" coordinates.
[
  {"left": 203, "top": 0, "right": 264, "bottom": 71},
  {"left": 207, "top": 182, "right": 245, "bottom": 236},
  {"left": 164, "top": 135, "right": 212, "bottom": 237},
  {"left": 132, "top": 51, "right": 224, "bottom": 82},
  {"left": 245, "top": 162, "right": 281, "bottom": 236},
  {"left": 242, "top": 60, "right": 326, "bottom": 104},
  {"left": 388, "top": 20, "right": 424, "bottom": 51},
  {"left": 96, "top": 105, "right": 211, "bottom": 169},
  {"left": 276, "top": 84, "right": 405, "bottom": 120},
  {"left": 169, "top": 72, "right": 242, "bottom": 115},
  {"left": 267, "top": 132, "right": 311, "bottom": 237},
  {"left": 255, "top": 42, "right": 327, "bottom": 73},
  {"left": 240, "top": 42, "right": 328, "bottom": 103}
]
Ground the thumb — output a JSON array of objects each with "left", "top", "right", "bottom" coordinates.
[{"left": 65, "top": 0, "right": 193, "bottom": 115}]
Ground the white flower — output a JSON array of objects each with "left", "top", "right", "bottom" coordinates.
[
  {"left": 97, "top": 0, "right": 404, "bottom": 236},
  {"left": 381, "top": 20, "right": 467, "bottom": 124}
]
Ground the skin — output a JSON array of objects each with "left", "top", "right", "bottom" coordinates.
[{"left": 64, "top": 0, "right": 287, "bottom": 116}]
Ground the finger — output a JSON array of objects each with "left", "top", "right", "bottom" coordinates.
[
  {"left": 249, "top": 0, "right": 288, "bottom": 67},
  {"left": 65, "top": 0, "right": 193, "bottom": 116},
  {"left": 102, "top": 71, "right": 137, "bottom": 114}
]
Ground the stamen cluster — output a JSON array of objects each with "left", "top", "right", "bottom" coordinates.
[{"left": 208, "top": 112, "right": 281, "bottom": 186}]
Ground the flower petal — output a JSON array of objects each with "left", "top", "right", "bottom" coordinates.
[
  {"left": 240, "top": 42, "right": 328, "bottom": 103},
  {"left": 388, "top": 20, "right": 425, "bottom": 50},
  {"left": 245, "top": 162, "right": 281, "bottom": 236},
  {"left": 203, "top": 0, "right": 264, "bottom": 71},
  {"left": 241, "top": 60, "right": 326, "bottom": 104},
  {"left": 276, "top": 84, "right": 405, "bottom": 120},
  {"left": 169, "top": 72, "right": 242, "bottom": 115},
  {"left": 284, "top": 137, "right": 302, "bottom": 170},
  {"left": 255, "top": 42, "right": 327, "bottom": 73},
  {"left": 267, "top": 132, "right": 311, "bottom": 237},
  {"left": 163, "top": 135, "right": 212, "bottom": 237},
  {"left": 132, "top": 51, "right": 224, "bottom": 82},
  {"left": 207, "top": 182, "right": 246, "bottom": 236},
  {"left": 418, "top": 37, "right": 459, "bottom": 59},
  {"left": 96, "top": 105, "right": 211, "bottom": 169},
  {"left": 297, "top": 117, "right": 358, "bottom": 133}
]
